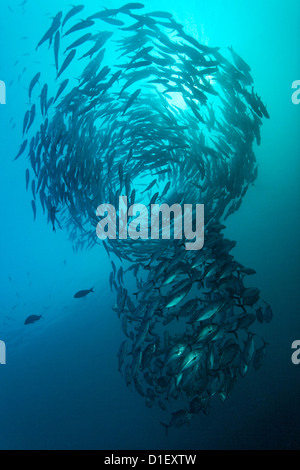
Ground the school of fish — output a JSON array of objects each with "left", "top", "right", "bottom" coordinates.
[{"left": 17, "top": 3, "right": 272, "bottom": 430}]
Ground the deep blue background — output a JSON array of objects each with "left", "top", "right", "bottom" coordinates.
[{"left": 0, "top": 0, "right": 299, "bottom": 450}]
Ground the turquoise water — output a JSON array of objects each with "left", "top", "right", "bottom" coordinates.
[{"left": 0, "top": 0, "right": 299, "bottom": 450}]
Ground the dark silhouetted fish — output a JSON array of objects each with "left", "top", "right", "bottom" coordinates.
[
  {"left": 64, "top": 19, "right": 95, "bottom": 37},
  {"left": 62, "top": 5, "right": 85, "bottom": 28},
  {"left": 25, "top": 315, "right": 42, "bottom": 325},
  {"left": 57, "top": 50, "right": 76, "bottom": 78},
  {"left": 28, "top": 72, "right": 40, "bottom": 99},
  {"left": 74, "top": 288, "right": 95, "bottom": 299},
  {"left": 36, "top": 12, "right": 62, "bottom": 50},
  {"left": 14, "top": 140, "right": 28, "bottom": 160},
  {"left": 54, "top": 31, "right": 60, "bottom": 73}
]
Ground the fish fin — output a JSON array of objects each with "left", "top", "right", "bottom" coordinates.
[{"left": 228, "top": 329, "right": 238, "bottom": 340}]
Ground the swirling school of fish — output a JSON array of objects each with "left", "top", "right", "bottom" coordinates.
[{"left": 17, "top": 3, "right": 273, "bottom": 431}]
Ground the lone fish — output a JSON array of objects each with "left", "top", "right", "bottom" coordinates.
[
  {"left": 25, "top": 315, "right": 42, "bottom": 325},
  {"left": 74, "top": 288, "right": 95, "bottom": 299}
]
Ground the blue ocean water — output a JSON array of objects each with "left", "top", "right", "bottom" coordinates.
[{"left": 0, "top": 0, "right": 299, "bottom": 450}]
